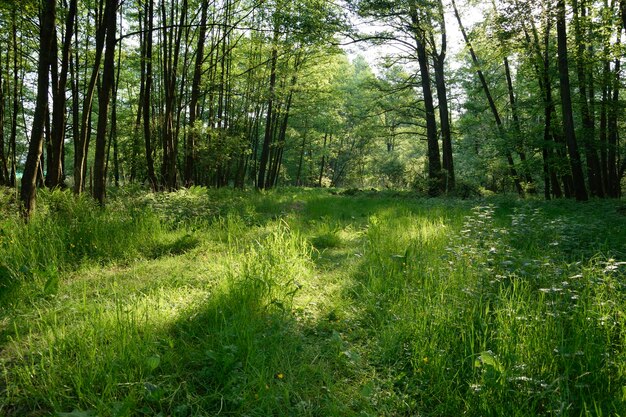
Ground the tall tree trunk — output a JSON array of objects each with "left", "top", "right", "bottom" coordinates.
[
  {"left": 9, "top": 8, "right": 19, "bottom": 187},
  {"left": 0, "top": 44, "right": 7, "bottom": 185},
  {"left": 452, "top": 0, "right": 524, "bottom": 196},
  {"left": 536, "top": 12, "right": 569, "bottom": 198},
  {"left": 70, "top": 14, "right": 80, "bottom": 190},
  {"left": 296, "top": 117, "right": 309, "bottom": 186},
  {"left": 573, "top": 0, "right": 604, "bottom": 197},
  {"left": 44, "top": 104, "right": 52, "bottom": 186},
  {"left": 318, "top": 132, "right": 328, "bottom": 187},
  {"left": 160, "top": 0, "right": 186, "bottom": 190},
  {"left": 185, "top": 0, "right": 208, "bottom": 186},
  {"left": 143, "top": 0, "right": 158, "bottom": 190},
  {"left": 432, "top": 0, "right": 454, "bottom": 191},
  {"left": 257, "top": 28, "right": 278, "bottom": 189},
  {"left": 268, "top": 87, "right": 294, "bottom": 188},
  {"left": 109, "top": 10, "right": 123, "bottom": 188},
  {"left": 503, "top": 57, "right": 535, "bottom": 191},
  {"left": 21, "top": 0, "right": 56, "bottom": 218},
  {"left": 607, "top": 56, "right": 620, "bottom": 197},
  {"left": 600, "top": 50, "right": 610, "bottom": 192},
  {"left": 557, "top": 0, "right": 588, "bottom": 201},
  {"left": 93, "top": 0, "right": 118, "bottom": 205},
  {"left": 74, "top": 1, "right": 107, "bottom": 195},
  {"left": 48, "top": 0, "right": 77, "bottom": 189},
  {"left": 410, "top": 4, "right": 443, "bottom": 196}
]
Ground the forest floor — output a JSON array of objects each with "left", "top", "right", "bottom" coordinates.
[{"left": 0, "top": 187, "right": 625, "bottom": 416}]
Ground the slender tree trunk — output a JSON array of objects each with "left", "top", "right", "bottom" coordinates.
[
  {"left": 503, "top": 57, "right": 534, "bottom": 191},
  {"left": 557, "top": 0, "right": 588, "bottom": 201},
  {"left": 536, "top": 14, "right": 569, "bottom": 198},
  {"left": 143, "top": 0, "right": 158, "bottom": 190},
  {"left": 185, "top": 0, "right": 208, "bottom": 186},
  {"left": 44, "top": 104, "right": 52, "bottom": 186},
  {"left": 543, "top": 70, "right": 563, "bottom": 199},
  {"left": 432, "top": 0, "right": 454, "bottom": 191},
  {"left": 48, "top": 0, "right": 77, "bottom": 189},
  {"left": 410, "top": 5, "right": 442, "bottom": 196},
  {"left": 9, "top": 8, "right": 19, "bottom": 187},
  {"left": 74, "top": 1, "right": 107, "bottom": 195},
  {"left": 159, "top": 0, "right": 186, "bottom": 190},
  {"left": 573, "top": 0, "right": 604, "bottom": 197},
  {"left": 268, "top": 64, "right": 297, "bottom": 188},
  {"left": 607, "top": 56, "right": 620, "bottom": 197},
  {"left": 296, "top": 117, "right": 309, "bottom": 186},
  {"left": 0, "top": 44, "right": 6, "bottom": 185},
  {"left": 130, "top": 5, "right": 145, "bottom": 183},
  {"left": 257, "top": 28, "right": 279, "bottom": 189},
  {"left": 452, "top": 0, "right": 523, "bottom": 196},
  {"left": 318, "top": 132, "right": 328, "bottom": 187},
  {"left": 109, "top": 9, "right": 123, "bottom": 188},
  {"left": 21, "top": 0, "right": 56, "bottom": 218},
  {"left": 600, "top": 56, "right": 610, "bottom": 192},
  {"left": 70, "top": 14, "right": 80, "bottom": 189},
  {"left": 93, "top": 0, "right": 118, "bottom": 206}
]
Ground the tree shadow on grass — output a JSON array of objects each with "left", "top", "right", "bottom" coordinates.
[{"left": 147, "top": 234, "right": 202, "bottom": 259}]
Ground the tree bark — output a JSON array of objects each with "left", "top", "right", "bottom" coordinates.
[
  {"left": 0, "top": 44, "right": 7, "bottom": 185},
  {"left": 410, "top": 4, "right": 443, "bottom": 196},
  {"left": 21, "top": 0, "right": 56, "bottom": 218},
  {"left": 93, "top": 0, "right": 118, "bottom": 205},
  {"left": 318, "top": 132, "right": 328, "bottom": 187},
  {"left": 607, "top": 56, "right": 620, "bottom": 197},
  {"left": 257, "top": 28, "right": 279, "bottom": 189},
  {"left": 503, "top": 57, "right": 535, "bottom": 191},
  {"left": 185, "top": 0, "right": 208, "bottom": 186},
  {"left": 557, "top": 0, "right": 588, "bottom": 201},
  {"left": 430, "top": 1, "right": 454, "bottom": 191},
  {"left": 48, "top": 0, "right": 77, "bottom": 189},
  {"left": 573, "top": 0, "right": 604, "bottom": 197},
  {"left": 74, "top": 1, "right": 107, "bottom": 195},
  {"left": 9, "top": 8, "right": 19, "bottom": 187},
  {"left": 143, "top": 0, "right": 158, "bottom": 190}
]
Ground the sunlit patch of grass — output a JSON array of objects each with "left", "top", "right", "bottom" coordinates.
[
  {"left": 310, "top": 218, "right": 343, "bottom": 250},
  {"left": 0, "top": 189, "right": 625, "bottom": 416}
]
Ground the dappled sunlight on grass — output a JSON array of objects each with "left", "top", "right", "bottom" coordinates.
[{"left": 0, "top": 188, "right": 625, "bottom": 416}]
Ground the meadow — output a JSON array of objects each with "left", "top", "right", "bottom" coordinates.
[{"left": 0, "top": 187, "right": 624, "bottom": 416}]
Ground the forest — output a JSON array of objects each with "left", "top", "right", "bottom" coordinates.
[
  {"left": 0, "top": 0, "right": 625, "bottom": 416},
  {"left": 0, "top": 0, "right": 624, "bottom": 211}
]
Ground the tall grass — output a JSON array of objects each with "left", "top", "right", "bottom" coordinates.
[
  {"left": 0, "top": 187, "right": 624, "bottom": 416},
  {"left": 0, "top": 189, "right": 164, "bottom": 303}
]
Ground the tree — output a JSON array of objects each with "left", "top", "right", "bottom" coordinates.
[
  {"left": 556, "top": 0, "right": 588, "bottom": 201},
  {"left": 430, "top": 0, "right": 454, "bottom": 190},
  {"left": 349, "top": 0, "right": 448, "bottom": 195},
  {"left": 452, "top": 0, "right": 524, "bottom": 196},
  {"left": 20, "top": 0, "right": 56, "bottom": 218},
  {"left": 92, "top": 0, "right": 118, "bottom": 205}
]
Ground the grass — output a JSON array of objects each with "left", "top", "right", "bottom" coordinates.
[{"left": 0, "top": 187, "right": 625, "bottom": 416}]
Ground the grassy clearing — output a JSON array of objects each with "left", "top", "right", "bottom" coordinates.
[{"left": 0, "top": 188, "right": 625, "bottom": 416}]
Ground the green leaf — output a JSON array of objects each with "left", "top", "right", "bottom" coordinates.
[
  {"left": 144, "top": 355, "right": 161, "bottom": 371},
  {"left": 475, "top": 351, "right": 504, "bottom": 373}
]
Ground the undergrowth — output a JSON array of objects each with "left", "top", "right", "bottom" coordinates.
[{"left": 0, "top": 187, "right": 624, "bottom": 416}]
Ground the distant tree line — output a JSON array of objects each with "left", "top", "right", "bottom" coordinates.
[{"left": 0, "top": 0, "right": 624, "bottom": 217}]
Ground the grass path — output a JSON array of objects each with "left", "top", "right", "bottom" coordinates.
[{"left": 1, "top": 189, "right": 625, "bottom": 416}]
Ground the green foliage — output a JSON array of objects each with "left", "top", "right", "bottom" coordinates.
[
  {"left": 0, "top": 189, "right": 164, "bottom": 303},
  {"left": 1, "top": 188, "right": 625, "bottom": 416}
]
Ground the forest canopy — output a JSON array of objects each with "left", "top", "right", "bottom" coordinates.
[{"left": 0, "top": 0, "right": 625, "bottom": 216}]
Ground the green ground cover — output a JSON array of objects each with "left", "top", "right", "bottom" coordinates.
[{"left": 0, "top": 187, "right": 625, "bottom": 416}]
